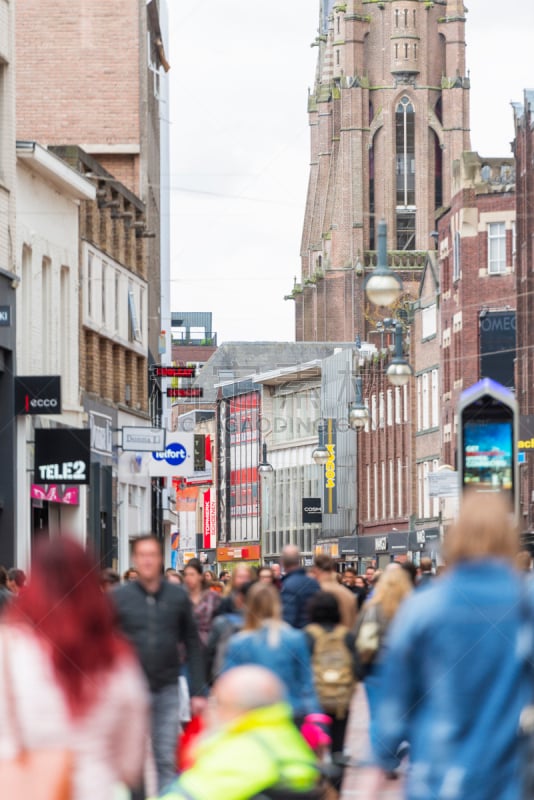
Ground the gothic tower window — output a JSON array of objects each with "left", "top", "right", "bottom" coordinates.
[
  {"left": 395, "top": 43, "right": 399, "bottom": 59},
  {"left": 413, "top": 42, "right": 417, "bottom": 59},
  {"left": 413, "top": 9, "right": 416, "bottom": 26},
  {"left": 395, "top": 96, "right": 416, "bottom": 249},
  {"left": 395, "top": 9, "right": 400, "bottom": 27},
  {"left": 404, "top": 9, "right": 408, "bottom": 27},
  {"left": 404, "top": 43, "right": 409, "bottom": 59}
]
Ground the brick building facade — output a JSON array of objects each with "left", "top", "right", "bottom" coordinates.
[
  {"left": 514, "top": 92, "right": 534, "bottom": 533},
  {"left": 16, "top": 0, "right": 166, "bottom": 361},
  {"left": 436, "top": 153, "right": 516, "bottom": 473},
  {"left": 294, "top": 0, "right": 470, "bottom": 343}
]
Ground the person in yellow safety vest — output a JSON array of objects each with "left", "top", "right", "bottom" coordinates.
[{"left": 152, "top": 665, "right": 321, "bottom": 800}]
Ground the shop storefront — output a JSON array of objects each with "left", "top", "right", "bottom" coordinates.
[
  {"left": 408, "top": 528, "right": 441, "bottom": 565},
  {"left": 338, "top": 532, "right": 409, "bottom": 572},
  {"left": 216, "top": 544, "right": 261, "bottom": 573}
]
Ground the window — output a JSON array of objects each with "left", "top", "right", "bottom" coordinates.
[
  {"left": 381, "top": 462, "right": 386, "bottom": 520},
  {"left": 114, "top": 271, "right": 120, "bottom": 332},
  {"left": 379, "top": 392, "right": 385, "bottom": 428},
  {"left": 395, "top": 387, "right": 401, "bottom": 424},
  {"left": 337, "top": 15, "right": 340, "bottom": 34},
  {"left": 431, "top": 369, "right": 439, "bottom": 427},
  {"left": 102, "top": 261, "right": 107, "bottom": 325},
  {"left": 389, "top": 460, "right": 394, "bottom": 518},
  {"left": 404, "top": 43, "right": 409, "bottom": 59},
  {"left": 387, "top": 389, "right": 393, "bottom": 426},
  {"left": 397, "top": 459, "right": 403, "bottom": 518},
  {"left": 488, "top": 222, "right": 506, "bottom": 274},
  {"left": 422, "top": 304, "right": 437, "bottom": 339},
  {"left": 395, "top": 9, "right": 399, "bottom": 26},
  {"left": 336, "top": 50, "right": 340, "bottom": 65},
  {"left": 87, "top": 252, "right": 94, "bottom": 318},
  {"left": 422, "top": 372, "right": 429, "bottom": 430},
  {"left": 374, "top": 464, "right": 378, "bottom": 520},
  {"left": 416, "top": 375, "right": 422, "bottom": 431},
  {"left": 395, "top": 97, "right": 416, "bottom": 249},
  {"left": 453, "top": 230, "right": 461, "bottom": 281},
  {"left": 404, "top": 9, "right": 408, "bottom": 26}
]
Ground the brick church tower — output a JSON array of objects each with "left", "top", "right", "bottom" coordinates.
[{"left": 294, "top": 0, "right": 470, "bottom": 341}]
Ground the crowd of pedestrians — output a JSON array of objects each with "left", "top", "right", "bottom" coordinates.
[{"left": 2, "top": 489, "right": 534, "bottom": 800}]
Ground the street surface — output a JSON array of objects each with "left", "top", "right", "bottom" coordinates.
[{"left": 341, "top": 683, "right": 402, "bottom": 800}]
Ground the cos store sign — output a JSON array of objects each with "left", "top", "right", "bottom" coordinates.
[{"left": 34, "top": 428, "right": 91, "bottom": 485}]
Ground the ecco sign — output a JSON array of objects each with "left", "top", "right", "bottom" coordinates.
[
  {"left": 15, "top": 376, "right": 61, "bottom": 416},
  {"left": 34, "top": 428, "right": 91, "bottom": 485}
]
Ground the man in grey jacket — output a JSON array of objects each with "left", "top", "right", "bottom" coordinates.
[{"left": 113, "top": 534, "right": 206, "bottom": 798}]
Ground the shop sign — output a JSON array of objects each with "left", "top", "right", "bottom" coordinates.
[
  {"left": 34, "top": 428, "right": 90, "bottom": 485},
  {"left": 216, "top": 545, "right": 261, "bottom": 562},
  {"left": 302, "top": 497, "right": 322, "bottom": 523},
  {"left": 375, "top": 536, "right": 388, "bottom": 552},
  {"left": 15, "top": 375, "right": 61, "bottom": 415},
  {"left": 30, "top": 484, "right": 80, "bottom": 505}
]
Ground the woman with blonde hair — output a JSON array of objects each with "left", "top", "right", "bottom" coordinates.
[
  {"left": 221, "top": 583, "right": 318, "bottom": 722},
  {"left": 361, "top": 490, "right": 533, "bottom": 800},
  {"left": 354, "top": 564, "right": 413, "bottom": 762}
]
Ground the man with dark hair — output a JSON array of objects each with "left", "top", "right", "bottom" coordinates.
[
  {"left": 416, "top": 556, "right": 435, "bottom": 590},
  {"left": 6, "top": 567, "right": 26, "bottom": 595},
  {"left": 313, "top": 554, "right": 357, "bottom": 629},
  {"left": 280, "top": 545, "right": 320, "bottom": 629},
  {"left": 0, "top": 566, "right": 11, "bottom": 613},
  {"left": 113, "top": 534, "right": 206, "bottom": 798}
]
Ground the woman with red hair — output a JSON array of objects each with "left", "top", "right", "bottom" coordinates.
[{"left": 0, "top": 536, "right": 149, "bottom": 799}]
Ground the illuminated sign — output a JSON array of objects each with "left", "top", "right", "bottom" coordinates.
[
  {"left": 167, "top": 387, "right": 203, "bottom": 398},
  {"left": 34, "top": 428, "right": 90, "bottom": 485},
  {"left": 153, "top": 366, "right": 196, "bottom": 378}
]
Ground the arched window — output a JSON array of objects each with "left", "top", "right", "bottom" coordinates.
[
  {"left": 395, "top": 96, "right": 416, "bottom": 249},
  {"left": 404, "top": 8, "right": 408, "bottom": 26},
  {"left": 395, "top": 8, "right": 400, "bottom": 27}
]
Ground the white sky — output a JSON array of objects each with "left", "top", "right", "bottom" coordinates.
[{"left": 168, "top": 1, "right": 534, "bottom": 344}]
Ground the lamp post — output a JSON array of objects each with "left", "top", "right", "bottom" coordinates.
[
  {"left": 386, "top": 321, "right": 413, "bottom": 387},
  {"left": 312, "top": 420, "right": 330, "bottom": 466},
  {"left": 258, "top": 441, "right": 273, "bottom": 474},
  {"left": 349, "top": 375, "right": 369, "bottom": 430},
  {"left": 364, "top": 219, "right": 403, "bottom": 307}
]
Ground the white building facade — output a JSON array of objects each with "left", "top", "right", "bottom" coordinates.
[{"left": 15, "top": 142, "right": 95, "bottom": 567}]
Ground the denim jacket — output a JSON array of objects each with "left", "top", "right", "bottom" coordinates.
[
  {"left": 222, "top": 621, "right": 319, "bottom": 718},
  {"left": 372, "top": 560, "right": 534, "bottom": 800}
]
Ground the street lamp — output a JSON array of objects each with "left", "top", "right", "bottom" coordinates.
[
  {"left": 364, "top": 219, "right": 403, "bottom": 307},
  {"left": 312, "top": 421, "right": 330, "bottom": 466},
  {"left": 386, "top": 321, "right": 413, "bottom": 386},
  {"left": 258, "top": 442, "right": 273, "bottom": 474},
  {"left": 349, "top": 375, "right": 369, "bottom": 430}
]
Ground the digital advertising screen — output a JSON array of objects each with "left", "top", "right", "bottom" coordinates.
[{"left": 462, "top": 420, "right": 514, "bottom": 495}]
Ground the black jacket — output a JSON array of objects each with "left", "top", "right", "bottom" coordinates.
[{"left": 113, "top": 580, "right": 206, "bottom": 694}]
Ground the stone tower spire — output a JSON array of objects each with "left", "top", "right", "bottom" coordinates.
[{"left": 294, "top": 0, "right": 471, "bottom": 342}]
